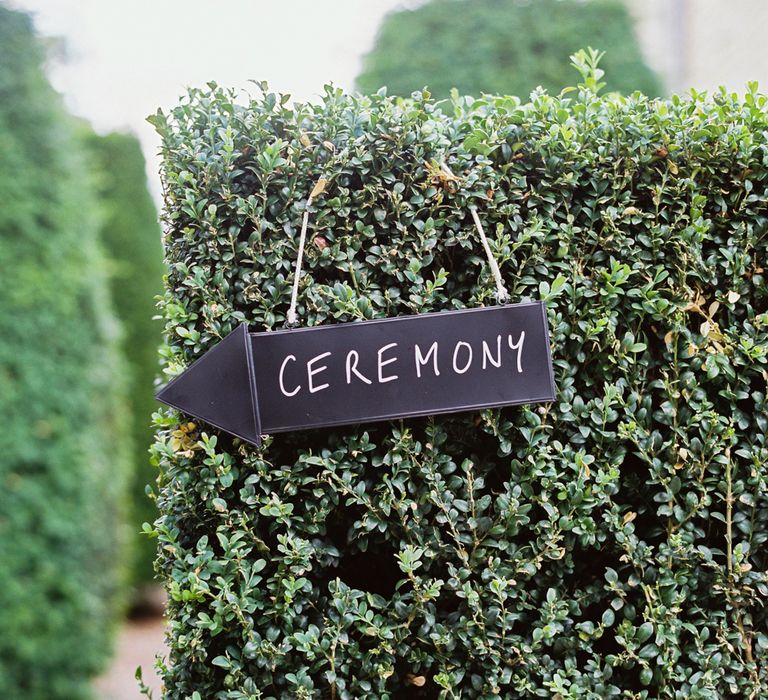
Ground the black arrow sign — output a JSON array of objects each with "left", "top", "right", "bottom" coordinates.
[{"left": 156, "top": 302, "right": 556, "bottom": 446}]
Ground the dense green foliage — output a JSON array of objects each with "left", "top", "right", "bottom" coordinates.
[
  {"left": 357, "top": 0, "right": 661, "bottom": 99},
  {"left": 152, "top": 57, "right": 767, "bottom": 698},
  {"left": 0, "top": 7, "right": 130, "bottom": 698},
  {"left": 86, "top": 131, "right": 165, "bottom": 586}
]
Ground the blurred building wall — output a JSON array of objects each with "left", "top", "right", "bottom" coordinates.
[{"left": 629, "top": 0, "right": 768, "bottom": 93}]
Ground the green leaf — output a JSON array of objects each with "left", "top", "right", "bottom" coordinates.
[
  {"left": 636, "top": 622, "right": 654, "bottom": 644},
  {"left": 211, "top": 656, "right": 231, "bottom": 669}
]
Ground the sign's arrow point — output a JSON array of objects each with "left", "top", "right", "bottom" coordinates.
[{"left": 156, "top": 324, "right": 262, "bottom": 446}]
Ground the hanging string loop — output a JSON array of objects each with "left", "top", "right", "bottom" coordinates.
[
  {"left": 285, "top": 180, "right": 507, "bottom": 326},
  {"left": 469, "top": 206, "right": 509, "bottom": 304},
  {"left": 285, "top": 196, "right": 312, "bottom": 327},
  {"left": 285, "top": 178, "right": 327, "bottom": 328}
]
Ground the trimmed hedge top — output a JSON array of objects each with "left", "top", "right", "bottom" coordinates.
[{"left": 151, "top": 62, "right": 768, "bottom": 699}]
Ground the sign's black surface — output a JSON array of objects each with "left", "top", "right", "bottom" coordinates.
[{"left": 156, "top": 303, "right": 556, "bottom": 446}]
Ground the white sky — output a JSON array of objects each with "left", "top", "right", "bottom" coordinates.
[{"left": 9, "top": 0, "right": 418, "bottom": 201}]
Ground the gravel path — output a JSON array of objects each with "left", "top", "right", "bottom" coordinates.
[{"left": 94, "top": 618, "right": 166, "bottom": 700}]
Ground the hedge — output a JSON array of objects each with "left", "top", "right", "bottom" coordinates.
[
  {"left": 0, "top": 8, "right": 130, "bottom": 698},
  {"left": 151, "top": 56, "right": 768, "bottom": 699},
  {"left": 86, "top": 130, "right": 165, "bottom": 588},
  {"left": 357, "top": 0, "right": 661, "bottom": 99}
]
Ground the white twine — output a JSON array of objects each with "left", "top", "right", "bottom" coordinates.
[
  {"left": 469, "top": 206, "right": 509, "bottom": 304},
  {"left": 286, "top": 194, "right": 313, "bottom": 327},
  {"left": 286, "top": 197, "right": 508, "bottom": 327}
]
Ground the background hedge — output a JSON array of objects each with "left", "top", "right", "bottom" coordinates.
[
  {"left": 86, "top": 130, "right": 165, "bottom": 589},
  {"left": 152, "top": 57, "right": 768, "bottom": 698},
  {"left": 357, "top": 0, "right": 661, "bottom": 99},
  {"left": 0, "top": 7, "right": 130, "bottom": 698}
]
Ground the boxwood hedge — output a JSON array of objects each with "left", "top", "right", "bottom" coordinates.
[
  {"left": 151, "top": 56, "right": 768, "bottom": 698},
  {"left": 357, "top": 0, "right": 661, "bottom": 99},
  {"left": 86, "top": 130, "right": 165, "bottom": 588},
  {"left": 0, "top": 7, "right": 130, "bottom": 698}
]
